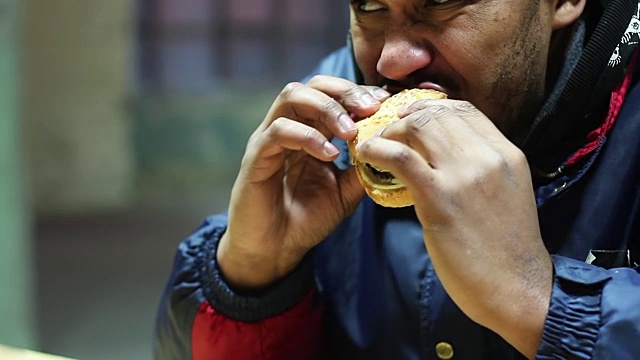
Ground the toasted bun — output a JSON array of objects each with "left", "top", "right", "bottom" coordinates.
[{"left": 348, "top": 89, "right": 447, "bottom": 207}]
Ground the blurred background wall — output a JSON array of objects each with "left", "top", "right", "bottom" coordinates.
[
  {"left": 1, "top": 0, "right": 35, "bottom": 350},
  {"left": 23, "top": 1, "right": 134, "bottom": 216},
  {"left": 1, "top": 0, "right": 349, "bottom": 359}
]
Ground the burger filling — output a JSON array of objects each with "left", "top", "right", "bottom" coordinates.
[{"left": 360, "top": 163, "right": 405, "bottom": 190}]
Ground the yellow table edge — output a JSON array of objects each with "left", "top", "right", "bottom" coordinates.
[{"left": 0, "top": 345, "right": 75, "bottom": 359}]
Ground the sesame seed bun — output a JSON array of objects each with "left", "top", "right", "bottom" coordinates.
[{"left": 348, "top": 88, "right": 447, "bottom": 207}]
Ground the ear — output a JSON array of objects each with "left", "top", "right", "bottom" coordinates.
[{"left": 552, "top": 0, "right": 586, "bottom": 29}]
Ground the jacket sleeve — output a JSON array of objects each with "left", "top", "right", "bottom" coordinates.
[
  {"left": 536, "top": 255, "right": 640, "bottom": 359},
  {"left": 153, "top": 214, "right": 323, "bottom": 360},
  {"left": 153, "top": 45, "right": 356, "bottom": 359}
]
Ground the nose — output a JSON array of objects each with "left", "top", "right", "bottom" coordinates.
[{"left": 376, "top": 35, "right": 433, "bottom": 81}]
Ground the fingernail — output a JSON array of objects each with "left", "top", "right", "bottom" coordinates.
[
  {"left": 372, "top": 88, "right": 390, "bottom": 100},
  {"left": 355, "top": 141, "right": 364, "bottom": 154},
  {"left": 399, "top": 104, "right": 417, "bottom": 118},
  {"left": 324, "top": 141, "right": 339, "bottom": 156},
  {"left": 359, "top": 94, "right": 378, "bottom": 107},
  {"left": 338, "top": 114, "right": 357, "bottom": 133},
  {"left": 373, "top": 128, "right": 385, "bottom": 137}
]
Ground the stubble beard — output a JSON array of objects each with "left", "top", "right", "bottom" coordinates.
[{"left": 484, "top": 10, "right": 548, "bottom": 145}]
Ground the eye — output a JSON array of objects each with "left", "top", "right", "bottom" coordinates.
[{"left": 350, "top": 0, "right": 385, "bottom": 13}]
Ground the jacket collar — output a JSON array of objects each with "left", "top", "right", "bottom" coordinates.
[{"left": 524, "top": 0, "right": 640, "bottom": 180}]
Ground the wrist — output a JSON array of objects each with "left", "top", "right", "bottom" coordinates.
[
  {"left": 475, "top": 255, "right": 553, "bottom": 359},
  {"left": 198, "top": 225, "right": 317, "bottom": 322},
  {"left": 217, "top": 232, "right": 307, "bottom": 291}
]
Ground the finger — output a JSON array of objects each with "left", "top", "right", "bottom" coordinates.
[
  {"left": 447, "top": 100, "right": 522, "bottom": 154},
  {"left": 361, "top": 85, "right": 392, "bottom": 102},
  {"left": 378, "top": 103, "right": 465, "bottom": 167},
  {"left": 306, "top": 75, "right": 390, "bottom": 118},
  {"left": 398, "top": 98, "right": 448, "bottom": 118},
  {"left": 253, "top": 118, "right": 339, "bottom": 161},
  {"left": 439, "top": 101, "right": 528, "bottom": 176},
  {"left": 354, "top": 136, "right": 437, "bottom": 193},
  {"left": 400, "top": 99, "right": 513, "bottom": 151},
  {"left": 392, "top": 100, "right": 528, "bottom": 190},
  {"left": 266, "top": 82, "right": 358, "bottom": 141}
]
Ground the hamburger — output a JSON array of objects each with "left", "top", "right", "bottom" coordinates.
[{"left": 348, "top": 88, "right": 447, "bottom": 208}]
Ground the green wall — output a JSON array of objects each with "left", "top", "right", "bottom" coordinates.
[
  {"left": 0, "top": 0, "right": 34, "bottom": 348},
  {"left": 22, "top": 0, "right": 134, "bottom": 216}
]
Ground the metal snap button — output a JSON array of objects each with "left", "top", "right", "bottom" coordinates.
[{"left": 435, "top": 341, "right": 454, "bottom": 359}]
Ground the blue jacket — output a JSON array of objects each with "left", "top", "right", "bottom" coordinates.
[
  {"left": 155, "top": 4, "right": 640, "bottom": 359},
  {"left": 303, "top": 47, "right": 640, "bottom": 360}
]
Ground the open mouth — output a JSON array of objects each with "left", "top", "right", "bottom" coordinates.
[
  {"left": 382, "top": 83, "right": 450, "bottom": 97},
  {"left": 359, "top": 163, "right": 405, "bottom": 190}
]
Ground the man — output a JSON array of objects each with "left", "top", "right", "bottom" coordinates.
[{"left": 154, "top": 0, "right": 640, "bottom": 358}]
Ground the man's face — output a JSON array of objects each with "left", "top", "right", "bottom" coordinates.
[{"left": 350, "top": 0, "right": 558, "bottom": 141}]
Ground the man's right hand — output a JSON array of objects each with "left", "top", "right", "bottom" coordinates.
[{"left": 217, "top": 76, "right": 390, "bottom": 291}]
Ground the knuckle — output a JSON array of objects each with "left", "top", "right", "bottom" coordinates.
[
  {"left": 280, "top": 82, "right": 303, "bottom": 99},
  {"left": 321, "top": 99, "right": 342, "bottom": 115},
  {"left": 306, "top": 75, "right": 327, "bottom": 87},
  {"left": 507, "top": 147, "right": 528, "bottom": 168},
  {"left": 401, "top": 104, "right": 451, "bottom": 139},
  {"left": 302, "top": 128, "right": 320, "bottom": 144},
  {"left": 393, "top": 147, "right": 413, "bottom": 167},
  {"left": 245, "top": 135, "right": 258, "bottom": 154},
  {"left": 320, "top": 101, "right": 344, "bottom": 126},
  {"left": 365, "top": 86, "right": 390, "bottom": 100},
  {"left": 474, "top": 153, "right": 511, "bottom": 193},
  {"left": 269, "top": 117, "right": 290, "bottom": 136},
  {"left": 462, "top": 150, "right": 506, "bottom": 187},
  {"left": 340, "top": 84, "right": 367, "bottom": 104},
  {"left": 405, "top": 99, "right": 429, "bottom": 113},
  {"left": 426, "top": 104, "right": 451, "bottom": 117},
  {"left": 478, "top": 147, "right": 509, "bottom": 172},
  {"left": 490, "top": 152, "right": 511, "bottom": 173},
  {"left": 343, "top": 83, "right": 363, "bottom": 97},
  {"left": 406, "top": 113, "right": 435, "bottom": 133},
  {"left": 453, "top": 100, "right": 479, "bottom": 115}
]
